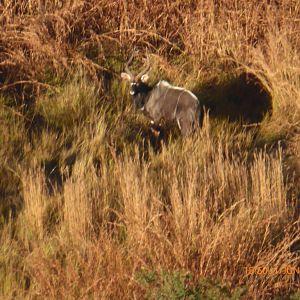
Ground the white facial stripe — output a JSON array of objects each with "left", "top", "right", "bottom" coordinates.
[{"left": 130, "top": 82, "right": 136, "bottom": 95}]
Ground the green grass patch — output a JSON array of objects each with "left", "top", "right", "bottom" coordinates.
[
  {"left": 136, "top": 270, "right": 247, "bottom": 300},
  {"left": 35, "top": 73, "right": 99, "bottom": 130}
]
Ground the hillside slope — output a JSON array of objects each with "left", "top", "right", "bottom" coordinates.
[{"left": 0, "top": 1, "right": 300, "bottom": 299}]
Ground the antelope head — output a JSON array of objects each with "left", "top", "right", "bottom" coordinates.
[{"left": 121, "top": 54, "right": 151, "bottom": 109}]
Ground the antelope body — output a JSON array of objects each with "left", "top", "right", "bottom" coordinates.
[{"left": 121, "top": 55, "right": 201, "bottom": 135}]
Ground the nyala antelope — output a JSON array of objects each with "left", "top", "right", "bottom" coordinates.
[{"left": 121, "top": 54, "right": 201, "bottom": 136}]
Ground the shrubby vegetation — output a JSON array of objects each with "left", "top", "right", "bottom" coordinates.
[{"left": 0, "top": 1, "right": 300, "bottom": 299}]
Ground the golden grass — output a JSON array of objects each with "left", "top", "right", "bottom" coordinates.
[
  {"left": 3, "top": 120, "right": 297, "bottom": 298},
  {"left": 0, "top": 0, "right": 300, "bottom": 299},
  {"left": 21, "top": 168, "right": 47, "bottom": 240}
]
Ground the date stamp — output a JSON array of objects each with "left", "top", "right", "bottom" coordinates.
[{"left": 245, "top": 266, "right": 300, "bottom": 276}]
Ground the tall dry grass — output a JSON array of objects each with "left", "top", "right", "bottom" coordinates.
[
  {"left": 1, "top": 119, "right": 298, "bottom": 298},
  {"left": 0, "top": 0, "right": 300, "bottom": 299}
]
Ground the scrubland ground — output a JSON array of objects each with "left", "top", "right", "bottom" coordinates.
[{"left": 1, "top": 1, "right": 300, "bottom": 299}]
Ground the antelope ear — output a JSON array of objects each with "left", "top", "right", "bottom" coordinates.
[
  {"left": 121, "top": 72, "right": 132, "bottom": 81},
  {"left": 141, "top": 74, "right": 149, "bottom": 83}
]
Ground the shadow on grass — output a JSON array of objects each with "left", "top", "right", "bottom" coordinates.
[{"left": 195, "top": 72, "right": 272, "bottom": 124}]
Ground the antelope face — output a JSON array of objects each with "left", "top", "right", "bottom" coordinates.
[
  {"left": 121, "top": 54, "right": 151, "bottom": 110},
  {"left": 121, "top": 74, "right": 149, "bottom": 94},
  {"left": 131, "top": 84, "right": 148, "bottom": 110},
  {"left": 131, "top": 76, "right": 150, "bottom": 109}
]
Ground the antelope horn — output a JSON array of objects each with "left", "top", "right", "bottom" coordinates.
[
  {"left": 124, "top": 54, "right": 134, "bottom": 79},
  {"left": 136, "top": 55, "right": 151, "bottom": 80}
]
